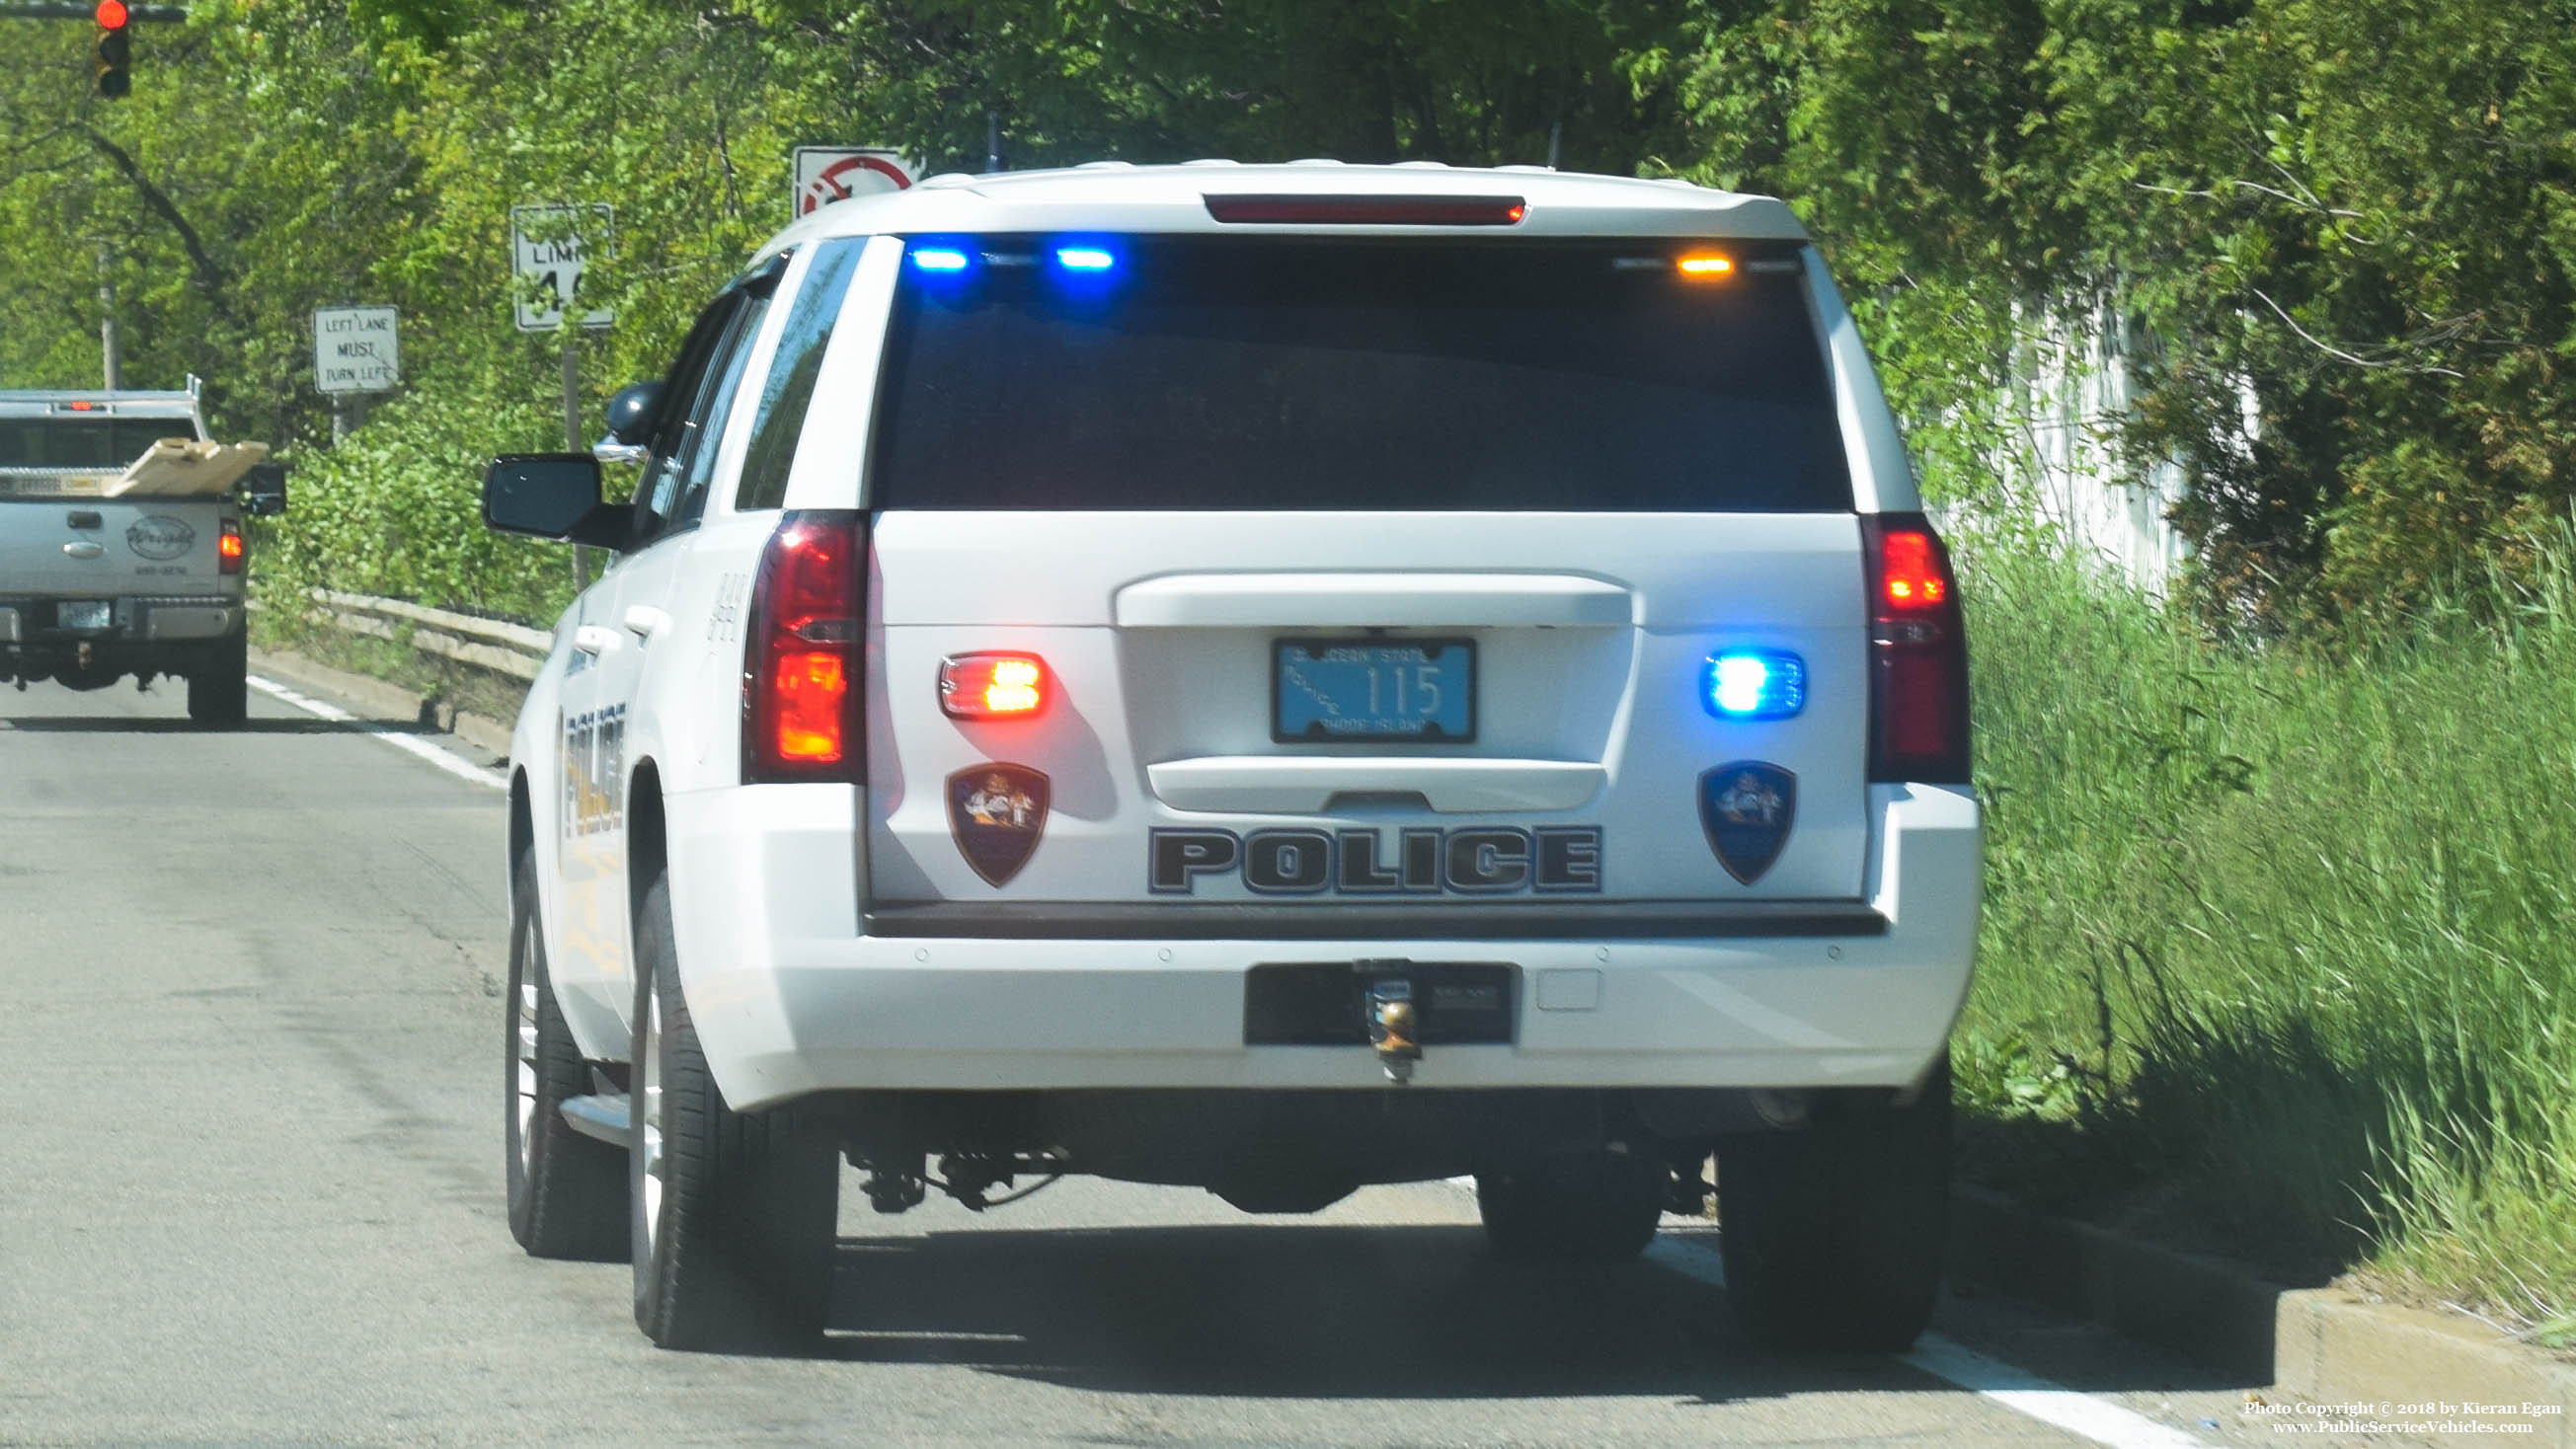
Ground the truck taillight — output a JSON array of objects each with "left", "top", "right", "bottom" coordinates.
[
  {"left": 742, "top": 510, "right": 866, "bottom": 784},
  {"left": 1861, "top": 512, "right": 1971, "bottom": 784},
  {"left": 218, "top": 519, "right": 244, "bottom": 574}
]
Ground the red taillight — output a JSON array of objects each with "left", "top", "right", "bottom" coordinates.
[
  {"left": 1877, "top": 528, "right": 1949, "bottom": 611},
  {"left": 743, "top": 510, "right": 866, "bottom": 783},
  {"left": 1861, "top": 513, "right": 1971, "bottom": 783},
  {"left": 939, "top": 652, "right": 1048, "bottom": 720},
  {"left": 1203, "top": 194, "right": 1527, "bottom": 226},
  {"left": 217, "top": 520, "right": 244, "bottom": 574}
]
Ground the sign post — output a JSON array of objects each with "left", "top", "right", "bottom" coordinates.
[
  {"left": 791, "top": 147, "right": 914, "bottom": 217},
  {"left": 510, "top": 203, "right": 614, "bottom": 588},
  {"left": 313, "top": 305, "right": 399, "bottom": 441}
]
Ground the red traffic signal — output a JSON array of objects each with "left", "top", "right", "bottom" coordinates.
[{"left": 94, "top": 1, "right": 133, "bottom": 99}]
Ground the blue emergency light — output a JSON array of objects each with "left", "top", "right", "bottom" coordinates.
[{"left": 1703, "top": 649, "right": 1806, "bottom": 720}]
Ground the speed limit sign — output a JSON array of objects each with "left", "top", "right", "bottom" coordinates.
[{"left": 792, "top": 148, "right": 915, "bottom": 217}]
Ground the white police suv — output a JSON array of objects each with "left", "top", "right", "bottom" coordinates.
[{"left": 483, "top": 162, "right": 1981, "bottom": 1354}]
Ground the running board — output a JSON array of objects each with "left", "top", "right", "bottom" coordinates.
[{"left": 559, "top": 1093, "right": 630, "bottom": 1145}]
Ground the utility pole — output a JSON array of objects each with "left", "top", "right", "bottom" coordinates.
[
  {"left": 563, "top": 331, "right": 588, "bottom": 590},
  {"left": 97, "top": 244, "right": 120, "bottom": 389}
]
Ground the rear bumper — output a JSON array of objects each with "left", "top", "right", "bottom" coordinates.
[
  {"left": 665, "top": 782, "right": 1980, "bottom": 1110},
  {"left": 0, "top": 597, "right": 242, "bottom": 678},
  {"left": 0, "top": 597, "right": 241, "bottom": 644}
]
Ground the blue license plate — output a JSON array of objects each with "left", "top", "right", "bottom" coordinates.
[{"left": 1274, "top": 639, "right": 1475, "bottom": 742}]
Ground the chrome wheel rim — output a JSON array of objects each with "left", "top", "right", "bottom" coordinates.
[
  {"left": 512, "top": 915, "right": 540, "bottom": 1181},
  {"left": 638, "top": 983, "right": 664, "bottom": 1260}
]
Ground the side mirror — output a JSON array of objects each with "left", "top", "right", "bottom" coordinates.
[
  {"left": 482, "top": 453, "right": 628, "bottom": 549},
  {"left": 238, "top": 461, "right": 288, "bottom": 518}
]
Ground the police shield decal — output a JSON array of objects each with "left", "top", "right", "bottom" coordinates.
[
  {"left": 946, "top": 764, "right": 1051, "bottom": 886},
  {"left": 1698, "top": 761, "right": 1796, "bottom": 885}
]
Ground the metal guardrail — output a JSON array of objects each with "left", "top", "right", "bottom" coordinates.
[{"left": 307, "top": 589, "right": 552, "bottom": 683}]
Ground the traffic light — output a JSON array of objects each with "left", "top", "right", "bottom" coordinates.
[{"left": 94, "top": 1, "right": 131, "bottom": 100}]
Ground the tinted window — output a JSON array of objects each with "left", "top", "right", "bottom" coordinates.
[
  {"left": 667, "top": 294, "right": 769, "bottom": 530},
  {"left": 634, "top": 295, "right": 754, "bottom": 540},
  {"left": 738, "top": 239, "right": 865, "bottom": 511},
  {"left": 0, "top": 419, "right": 195, "bottom": 470},
  {"left": 870, "top": 239, "right": 1849, "bottom": 511}
]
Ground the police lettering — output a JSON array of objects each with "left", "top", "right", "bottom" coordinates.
[
  {"left": 1148, "top": 826, "right": 1602, "bottom": 895},
  {"left": 1243, "top": 829, "right": 1333, "bottom": 893}
]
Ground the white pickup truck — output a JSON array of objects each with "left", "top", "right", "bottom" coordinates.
[{"left": 0, "top": 379, "right": 284, "bottom": 724}]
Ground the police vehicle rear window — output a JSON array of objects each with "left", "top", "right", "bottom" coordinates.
[
  {"left": 0, "top": 418, "right": 191, "bottom": 470},
  {"left": 868, "top": 238, "right": 1850, "bottom": 512}
]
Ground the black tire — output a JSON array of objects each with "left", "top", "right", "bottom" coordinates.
[
  {"left": 1716, "top": 1056, "right": 1951, "bottom": 1352},
  {"left": 186, "top": 632, "right": 248, "bottom": 727},
  {"left": 630, "top": 872, "right": 837, "bottom": 1351},
  {"left": 1476, "top": 1149, "right": 1669, "bottom": 1263},
  {"left": 504, "top": 854, "right": 628, "bottom": 1260}
]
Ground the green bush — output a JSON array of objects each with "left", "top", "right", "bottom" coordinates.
[
  {"left": 1957, "top": 519, "right": 2576, "bottom": 1332},
  {"left": 255, "top": 382, "right": 578, "bottom": 625}
]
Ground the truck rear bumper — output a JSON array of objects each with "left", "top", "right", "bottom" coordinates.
[
  {"left": 666, "top": 783, "right": 1980, "bottom": 1110},
  {"left": 0, "top": 598, "right": 240, "bottom": 645}
]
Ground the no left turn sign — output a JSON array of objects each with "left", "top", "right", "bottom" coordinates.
[{"left": 793, "top": 147, "right": 914, "bottom": 217}]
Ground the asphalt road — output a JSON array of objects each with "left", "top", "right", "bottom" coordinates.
[{"left": 0, "top": 668, "right": 2345, "bottom": 1448}]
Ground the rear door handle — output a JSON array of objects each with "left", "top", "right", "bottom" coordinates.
[
  {"left": 622, "top": 605, "right": 671, "bottom": 641},
  {"left": 62, "top": 541, "right": 105, "bottom": 559},
  {"left": 573, "top": 624, "right": 623, "bottom": 656}
]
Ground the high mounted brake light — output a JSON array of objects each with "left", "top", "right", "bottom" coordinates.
[
  {"left": 1203, "top": 194, "right": 1526, "bottom": 226},
  {"left": 743, "top": 510, "right": 867, "bottom": 784},
  {"left": 1861, "top": 513, "right": 1971, "bottom": 783}
]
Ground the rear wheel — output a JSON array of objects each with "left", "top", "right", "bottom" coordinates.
[
  {"left": 1476, "top": 1149, "right": 1669, "bottom": 1263},
  {"left": 630, "top": 871, "right": 838, "bottom": 1351},
  {"left": 1716, "top": 1057, "right": 1951, "bottom": 1352},
  {"left": 504, "top": 854, "right": 627, "bottom": 1260},
  {"left": 186, "top": 632, "right": 248, "bottom": 726}
]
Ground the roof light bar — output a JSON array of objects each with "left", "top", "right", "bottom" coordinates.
[{"left": 1203, "top": 194, "right": 1526, "bottom": 226}]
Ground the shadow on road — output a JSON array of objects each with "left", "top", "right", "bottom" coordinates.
[
  {"left": 815, "top": 1222, "right": 1872, "bottom": 1403},
  {"left": 0, "top": 715, "right": 426, "bottom": 735}
]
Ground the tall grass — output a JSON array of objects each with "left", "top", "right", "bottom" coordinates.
[{"left": 1953, "top": 517, "right": 2576, "bottom": 1336}]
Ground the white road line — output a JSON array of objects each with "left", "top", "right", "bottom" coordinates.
[
  {"left": 1902, "top": 1335, "right": 2220, "bottom": 1449},
  {"left": 1640, "top": 1237, "right": 2220, "bottom": 1449},
  {"left": 248, "top": 675, "right": 508, "bottom": 793}
]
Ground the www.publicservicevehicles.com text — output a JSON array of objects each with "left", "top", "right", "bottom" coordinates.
[{"left": 2241, "top": 1399, "right": 2562, "bottom": 1435}]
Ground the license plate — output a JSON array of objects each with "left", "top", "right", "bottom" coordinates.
[
  {"left": 1274, "top": 638, "right": 1475, "bottom": 742},
  {"left": 1244, "top": 962, "right": 1520, "bottom": 1045},
  {"left": 57, "top": 601, "right": 111, "bottom": 631}
]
